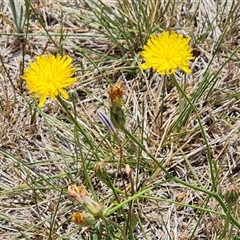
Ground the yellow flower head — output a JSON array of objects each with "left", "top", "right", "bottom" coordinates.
[
  {"left": 22, "top": 54, "right": 77, "bottom": 107},
  {"left": 140, "top": 31, "right": 194, "bottom": 75}
]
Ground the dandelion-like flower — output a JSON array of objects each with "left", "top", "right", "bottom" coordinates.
[
  {"left": 22, "top": 54, "right": 77, "bottom": 107},
  {"left": 140, "top": 31, "right": 194, "bottom": 75}
]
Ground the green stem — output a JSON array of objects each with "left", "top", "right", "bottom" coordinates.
[
  {"left": 56, "top": 96, "right": 100, "bottom": 161},
  {"left": 101, "top": 215, "right": 128, "bottom": 240},
  {"left": 220, "top": 205, "right": 232, "bottom": 239},
  {"left": 56, "top": 96, "right": 98, "bottom": 196},
  {"left": 178, "top": 78, "right": 185, "bottom": 119}
]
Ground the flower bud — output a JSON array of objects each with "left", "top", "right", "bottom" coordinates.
[
  {"left": 81, "top": 195, "right": 103, "bottom": 217},
  {"left": 225, "top": 184, "right": 239, "bottom": 206},
  {"left": 68, "top": 185, "right": 88, "bottom": 205},
  {"left": 108, "top": 81, "right": 126, "bottom": 130},
  {"left": 94, "top": 161, "right": 109, "bottom": 186},
  {"left": 68, "top": 90, "right": 79, "bottom": 105},
  {"left": 71, "top": 211, "right": 95, "bottom": 226},
  {"left": 108, "top": 81, "right": 125, "bottom": 108},
  {"left": 110, "top": 106, "right": 125, "bottom": 130},
  {"left": 68, "top": 185, "right": 103, "bottom": 216}
]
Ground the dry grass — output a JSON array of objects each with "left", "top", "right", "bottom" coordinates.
[{"left": 1, "top": 0, "right": 240, "bottom": 239}]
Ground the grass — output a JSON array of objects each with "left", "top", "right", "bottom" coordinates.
[{"left": 1, "top": 0, "right": 240, "bottom": 239}]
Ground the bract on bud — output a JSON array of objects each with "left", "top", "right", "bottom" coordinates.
[
  {"left": 94, "top": 161, "right": 110, "bottom": 186},
  {"left": 225, "top": 184, "right": 239, "bottom": 206},
  {"left": 97, "top": 109, "right": 116, "bottom": 134}
]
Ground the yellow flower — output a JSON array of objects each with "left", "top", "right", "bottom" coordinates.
[
  {"left": 22, "top": 54, "right": 77, "bottom": 107},
  {"left": 140, "top": 31, "right": 194, "bottom": 75}
]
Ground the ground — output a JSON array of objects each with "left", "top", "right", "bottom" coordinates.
[{"left": 1, "top": 0, "right": 240, "bottom": 239}]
